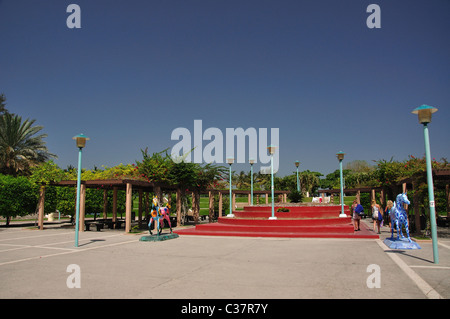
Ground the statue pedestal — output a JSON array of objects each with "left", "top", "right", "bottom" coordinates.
[
  {"left": 140, "top": 233, "right": 179, "bottom": 242},
  {"left": 383, "top": 237, "right": 421, "bottom": 250}
]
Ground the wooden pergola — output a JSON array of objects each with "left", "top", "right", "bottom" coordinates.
[
  {"left": 36, "top": 179, "right": 290, "bottom": 232},
  {"left": 37, "top": 179, "right": 178, "bottom": 232}
]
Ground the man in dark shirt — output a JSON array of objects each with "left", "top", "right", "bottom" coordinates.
[{"left": 351, "top": 200, "right": 364, "bottom": 231}]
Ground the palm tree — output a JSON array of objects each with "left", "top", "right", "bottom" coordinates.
[
  {"left": 235, "top": 171, "right": 250, "bottom": 189},
  {"left": 0, "top": 93, "right": 8, "bottom": 115},
  {"left": 0, "top": 113, "right": 57, "bottom": 176}
]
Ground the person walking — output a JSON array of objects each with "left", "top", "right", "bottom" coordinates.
[
  {"left": 385, "top": 200, "right": 394, "bottom": 229},
  {"left": 371, "top": 200, "right": 383, "bottom": 234},
  {"left": 351, "top": 199, "right": 364, "bottom": 231}
]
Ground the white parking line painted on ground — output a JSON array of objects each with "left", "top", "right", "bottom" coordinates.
[
  {"left": 0, "top": 243, "right": 77, "bottom": 253},
  {"left": 0, "top": 243, "right": 74, "bottom": 253},
  {"left": 376, "top": 239, "right": 442, "bottom": 299},
  {"left": 0, "top": 231, "right": 74, "bottom": 242},
  {"left": 0, "top": 236, "right": 137, "bottom": 267},
  {"left": 0, "top": 232, "right": 124, "bottom": 253},
  {"left": 409, "top": 265, "right": 450, "bottom": 270}
]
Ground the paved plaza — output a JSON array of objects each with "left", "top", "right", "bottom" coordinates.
[{"left": 0, "top": 220, "right": 449, "bottom": 300}]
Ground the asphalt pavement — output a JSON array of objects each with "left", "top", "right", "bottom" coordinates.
[{"left": 0, "top": 219, "right": 448, "bottom": 300}]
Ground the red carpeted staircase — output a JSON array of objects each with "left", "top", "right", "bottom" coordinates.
[{"left": 174, "top": 205, "right": 378, "bottom": 239}]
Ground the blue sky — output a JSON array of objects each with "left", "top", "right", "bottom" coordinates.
[{"left": 1, "top": 0, "right": 449, "bottom": 177}]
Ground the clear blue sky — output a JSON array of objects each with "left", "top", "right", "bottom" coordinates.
[{"left": 1, "top": 0, "right": 449, "bottom": 177}]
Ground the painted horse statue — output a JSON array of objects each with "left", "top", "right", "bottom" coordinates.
[
  {"left": 148, "top": 196, "right": 173, "bottom": 235},
  {"left": 389, "top": 193, "right": 411, "bottom": 242}
]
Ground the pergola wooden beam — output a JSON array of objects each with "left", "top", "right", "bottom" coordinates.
[
  {"left": 54, "top": 179, "right": 177, "bottom": 191},
  {"left": 43, "top": 179, "right": 179, "bottom": 232}
]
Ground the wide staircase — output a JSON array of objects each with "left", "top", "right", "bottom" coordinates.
[{"left": 174, "top": 205, "right": 378, "bottom": 239}]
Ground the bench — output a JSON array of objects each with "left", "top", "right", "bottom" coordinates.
[
  {"left": 97, "top": 219, "right": 114, "bottom": 229},
  {"left": 113, "top": 219, "right": 125, "bottom": 229},
  {"left": 84, "top": 219, "right": 124, "bottom": 231},
  {"left": 85, "top": 220, "right": 104, "bottom": 231},
  {"left": 437, "top": 216, "right": 449, "bottom": 227}
]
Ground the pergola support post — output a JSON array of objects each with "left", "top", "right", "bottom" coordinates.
[
  {"left": 209, "top": 191, "right": 214, "bottom": 222},
  {"left": 112, "top": 187, "right": 118, "bottom": 227},
  {"left": 176, "top": 188, "right": 181, "bottom": 226},
  {"left": 125, "top": 183, "right": 132, "bottom": 233},
  {"left": 138, "top": 189, "right": 143, "bottom": 227},
  {"left": 38, "top": 185, "right": 46, "bottom": 230},
  {"left": 218, "top": 191, "right": 223, "bottom": 217}
]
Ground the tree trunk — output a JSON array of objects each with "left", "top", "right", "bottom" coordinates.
[
  {"left": 193, "top": 190, "right": 200, "bottom": 223},
  {"left": 176, "top": 188, "right": 182, "bottom": 226},
  {"left": 209, "top": 191, "right": 214, "bottom": 222}
]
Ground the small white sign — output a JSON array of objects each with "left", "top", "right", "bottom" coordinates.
[{"left": 430, "top": 201, "right": 435, "bottom": 207}]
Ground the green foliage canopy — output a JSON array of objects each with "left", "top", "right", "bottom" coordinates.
[{"left": 0, "top": 174, "right": 38, "bottom": 224}]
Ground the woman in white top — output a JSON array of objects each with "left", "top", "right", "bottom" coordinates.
[{"left": 371, "top": 200, "right": 383, "bottom": 234}]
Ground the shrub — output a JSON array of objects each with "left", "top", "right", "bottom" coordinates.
[
  {"left": 288, "top": 190, "right": 303, "bottom": 203},
  {"left": 0, "top": 174, "right": 38, "bottom": 225}
]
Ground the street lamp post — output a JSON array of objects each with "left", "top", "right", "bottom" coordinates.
[
  {"left": 268, "top": 145, "right": 277, "bottom": 220},
  {"left": 73, "top": 134, "right": 89, "bottom": 247},
  {"left": 227, "top": 157, "right": 234, "bottom": 218},
  {"left": 336, "top": 151, "right": 347, "bottom": 218},
  {"left": 249, "top": 158, "right": 255, "bottom": 206},
  {"left": 412, "top": 104, "right": 439, "bottom": 264},
  {"left": 295, "top": 160, "right": 300, "bottom": 193}
]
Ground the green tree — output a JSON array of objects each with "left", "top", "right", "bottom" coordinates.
[
  {"left": 373, "top": 157, "right": 405, "bottom": 189},
  {"left": 344, "top": 160, "right": 374, "bottom": 173},
  {"left": 55, "top": 186, "right": 76, "bottom": 219},
  {"left": 235, "top": 171, "right": 250, "bottom": 189},
  {"left": 287, "top": 190, "right": 303, "bottom": 203},
  {"left": 29, "top": 160, "right": 66, "bottom": 185},
  {"left": 0, "top": 113, "right": 57, "bottom": 176},
  {"left": 0, "top": 174, "right": 38, "bottom": 225},
  {"left": 300, "top": 170, "right": 321, "bottom": 195},
  {"left": 320, "top": 169, "right": 351, "bottom": 189},
  {"left": 0, "top": 93, "right": 8, "bottom": 115},
  {"left": 255, "top": 171, "right": 271, "bottom": 190},
  {"left": 29, "top": 161, "right": 67, "bottom": 216}
]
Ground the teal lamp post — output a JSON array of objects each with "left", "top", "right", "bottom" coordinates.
[
  {"left": 295, "top": 160, "right": 300, "bottom": 192},
  {"left": 336, "top": 151, "right": 347, "bottom": 218},
  {"left": 249, "top": 158, "right": 255, "bottom": 206},
  {"left": 73, "top": 133, "right": 89, "bottom": 247},
  {"left": 226, "top": 157, "right": 234, "bottom": 218},
  {"left": 412, "top": 104, "right": 439, "bottom": 264},
  {"left": 268, "top": 145, "right": 277, "bottom": 220}
]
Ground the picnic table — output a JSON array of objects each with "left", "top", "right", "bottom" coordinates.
[{"left": 84, "top": 219, "right": 125, "bottom": 231}]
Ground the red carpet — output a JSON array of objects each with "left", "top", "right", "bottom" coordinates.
[{"left": 174, "top": 205, "right": 378, "bottom": 239}]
